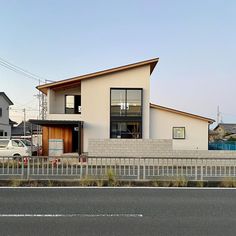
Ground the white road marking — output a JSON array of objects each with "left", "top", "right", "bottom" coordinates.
[{"left": 0, "top": 214, "right": 143, "bottom": 218}]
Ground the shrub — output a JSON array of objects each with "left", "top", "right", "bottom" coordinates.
[
  {"left": 196, "top": 181, "right": 204, "bottom": 187},
  {"left": 106, "top": 168, "right": 117, "bottom": 186},
  {"left": 10, "top": 179, "right": 22, "bottom": 187},
  {"left": 219, "top": 178, "right": 236, "bottom": 187}
]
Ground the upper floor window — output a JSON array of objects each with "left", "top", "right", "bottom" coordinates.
[
  {"left": 65, "top": 95, "right": 81, "bottom": 114},
  {"left": 110, "top": 88, "right": 142, "bottom": 117},
  {"left": 0, "top": 108, "right": 2, "bottom": 117}
]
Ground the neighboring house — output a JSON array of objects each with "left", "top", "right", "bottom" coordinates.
[
  {"left": 0, "top": 92, "right": 13, "bottom": 137},
  {"left": 213, "top": 123, "right": 236, "bottom": 141},
  {"left": 11, "top": 121, "right": 42, "bottom": 147},
  {"left": 29, "top": 58, "right": 214, "bottom": 155},
  {"left": 11, "top": 121, "right": 41, "bottom": 137}
]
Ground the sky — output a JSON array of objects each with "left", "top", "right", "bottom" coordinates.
[{"left": 0, "top": 0, "right": 235, "bottom": 126}]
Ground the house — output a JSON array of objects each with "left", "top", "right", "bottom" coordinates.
[
  {"left": 29, "top": 58, "right": 214, "bottom": 155},
  {"left": 11, "top": 121, "right": 41, "bottom": 137},
  {"left": 11, "top": 121, "right": 42, "bottom": 147},
  {"left": 213, "top": 123, "right": 236, "bottom": 141},
  {"left": 0, "top": 92, "right": 13, "bottom": 137}
]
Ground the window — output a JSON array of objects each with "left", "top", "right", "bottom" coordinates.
[
  {"left": 12, "top": 140, "right": 24, "bottom": 147},
  {"left": 110, "top": 88, "right": 142, "bottom": 139},
  {"left": 0, "top": 130, "right": 3, "bottom": 136},
  {"left": 0, "top": 108, "right": 2, "bottom": 117},
  {"left": 111, "top": 89, "right": 142, "bottom": 117},
  {"left": 4, "top": 132, "right": 7, "bottom": 136},
  {"left": 173, "top": 127, "right": 185, "bottom": 139},
  {"left": 111, "top": 121, "right": 141, "bottom": 139},
  {"left": 0, "top": 140, "right": 9, "bottom": 148},
  {"left": 65, "top": 95, "right": 81, "bottom": 114}
]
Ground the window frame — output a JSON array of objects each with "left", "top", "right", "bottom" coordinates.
[
  {"left": 65, "top": 95, "right": 81, "bottom": 114},
  {"left": 172, "top": 127, "right": 186, "bottom": 139},
  {"left": 110, "top": 88, "right": 143, "bottom": 139}
]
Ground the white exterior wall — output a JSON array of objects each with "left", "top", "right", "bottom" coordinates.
[
  {"left": 150, "top": 108, "right": 209, "bottom": 150},
  {"left": 46, "top": 65, "right": 150, "bottom": 152},
  {"left": 82, "top": 65, "right": 150, "bottom": 152},
  {"left": 0, "top": 95, "right": 11, "bottom": 136}
]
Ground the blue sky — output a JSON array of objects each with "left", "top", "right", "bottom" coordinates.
[{"left": 0, "top": 0, "right": 235, "bottom": 125}]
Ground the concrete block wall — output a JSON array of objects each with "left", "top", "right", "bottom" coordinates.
[
  {"left": 88, "top": 139, "right": 236, "bottom": 158},
  {"left": 88, "top": 139, "right": 173, "bottom": 157}
]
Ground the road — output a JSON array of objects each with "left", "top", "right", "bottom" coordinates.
[{"left": 0, "top": 188, "right": 236, "bottom": 236}]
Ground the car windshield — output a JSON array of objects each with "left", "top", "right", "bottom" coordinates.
[{"left": 21, "top": 139, "right": 31, "bottom": 146}]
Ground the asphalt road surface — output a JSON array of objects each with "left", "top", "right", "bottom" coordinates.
[{"left": 0, "top": 187, "right": 236, "bottom": 236}]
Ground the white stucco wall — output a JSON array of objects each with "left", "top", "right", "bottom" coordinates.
[
  {"left": 0, "top": 95, "right": 11, "bottom": 136},
  {"left": 46, "top": 65, "right": 151, "bottom": 152},
  {"left": 82, "top": 65, "right": 151, "bottom": 152},
  {"left": 150, "top": 108, "right": 209, "bottom": 150}
]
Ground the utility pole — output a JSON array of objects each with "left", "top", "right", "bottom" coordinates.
[
  {"left": 217, "top": 105, "right": 220, "bottom": 125},
  {"left": 23, "top": 108, "right": 26, "bottom": 138}
]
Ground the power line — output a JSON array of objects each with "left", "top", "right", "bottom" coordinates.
[
  {"left": 0, "top": 56, "right": 52, "bottom": 120},
  {"left": 0, "top": 57, "right": 44, "bottom": 83}
]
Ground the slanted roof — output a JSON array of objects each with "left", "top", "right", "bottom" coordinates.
[
  {"left": 150, "top": 103, "right": 215, "bottom": 124},
  {"left": 37, "top": 58, "right": 159, "bottom": 94},
  {"left": 9, "top": 119, "right": 17, "bottom": 126},
  {"left": 0, "top": 92, "right": 13, "bottom": 105},
  {"left": 214, "top": 123, "right": 236, "bottom": 134}
]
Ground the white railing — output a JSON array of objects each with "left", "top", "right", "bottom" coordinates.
[{"left": 1, "top": 156, "right": 236, "bottom": 181}]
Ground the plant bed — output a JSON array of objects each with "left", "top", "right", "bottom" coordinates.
[{"left": 0, "top": 179, "right": 235, "bottom": 187}]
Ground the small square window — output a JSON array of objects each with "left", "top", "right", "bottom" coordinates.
[{"left": 173, "top": 127, "right": 185, "bottom": 139}]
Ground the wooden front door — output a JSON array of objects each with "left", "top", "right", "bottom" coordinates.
[{"left": 42, "top": 126, "right": 72, "bottom": 156}]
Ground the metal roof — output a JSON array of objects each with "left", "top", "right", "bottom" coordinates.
[
  {"left": 0, "top": 92, "right": 13, "bottom": 105},
  {"left": 150, "top": 103, "right": 215, "bottom": 124},
  {"left": 214, "top": 123, "right": 236, "bottom": 134},
  {"left": 29, "top": 119, "right": 83, "bottom": 126},
  {"left": 37, "top": 58, "right": 159, "bottom": 94}
]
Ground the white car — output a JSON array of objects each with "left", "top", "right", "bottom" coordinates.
[
  {"left": 0, "top": 139, "right": 31, "bottom": 157},
  {"left": 20, "top": 139, "right": 38, "bottom": 156}
]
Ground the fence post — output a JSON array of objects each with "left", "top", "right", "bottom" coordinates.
[
  {"left": 137, "top": 158, "right": 140, "bottom": 180},
  {"left": 195, "top": 160, "right": 198, "bottom": 181},
  {"left": 21, "top": 157, "right": 24, "bottom": 180},
  {"left": 85, "top": 157, "right": 88, "bottom": 177},
  {"left": 80, "top": 157, "right": 83, "bottom": 179},
  {"left": 143, "top": 158, "right": 146, "bottom": 180},
  {"left": 200, "top": 159, "right": 203, "bottom": 181},
  {"left": 27, "top": 157, "right": 30, "bottom": 180}
]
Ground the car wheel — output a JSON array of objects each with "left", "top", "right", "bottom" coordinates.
[{"left": 13, "top": 154, "right": 21, "bottom": 160}]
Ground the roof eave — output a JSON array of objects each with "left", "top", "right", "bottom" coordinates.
[
  {"left": 150, "top": 103, "right": 215, "bottom": 124},
  {"left": 37, "top": 58, "right": 159, "bottom": 94}
]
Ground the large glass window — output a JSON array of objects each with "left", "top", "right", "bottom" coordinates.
[
  {"left": 111, "top": 89, "right": 142, "bottom": 117},
  {"left": 65, "top": 95, "right": 81, "bottom": 114},
  {"left": 110, "top": 89, "right": 126, "bottom": 116},
  {"left": 111, "top": 121, "right": 142, "bottom": 139},
  {"left": 126, "top": 89, "right": 142, "bottom": 116},
  {"left": 110, "top": 88, "right": 142, "bottom": 139}
]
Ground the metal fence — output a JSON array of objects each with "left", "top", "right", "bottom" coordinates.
[
  {"left": 209, "top": 141, "right": 236, "bottom": 150},
  {"left": 1, "top": 156, "right": 236, "bottom": 181}
]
